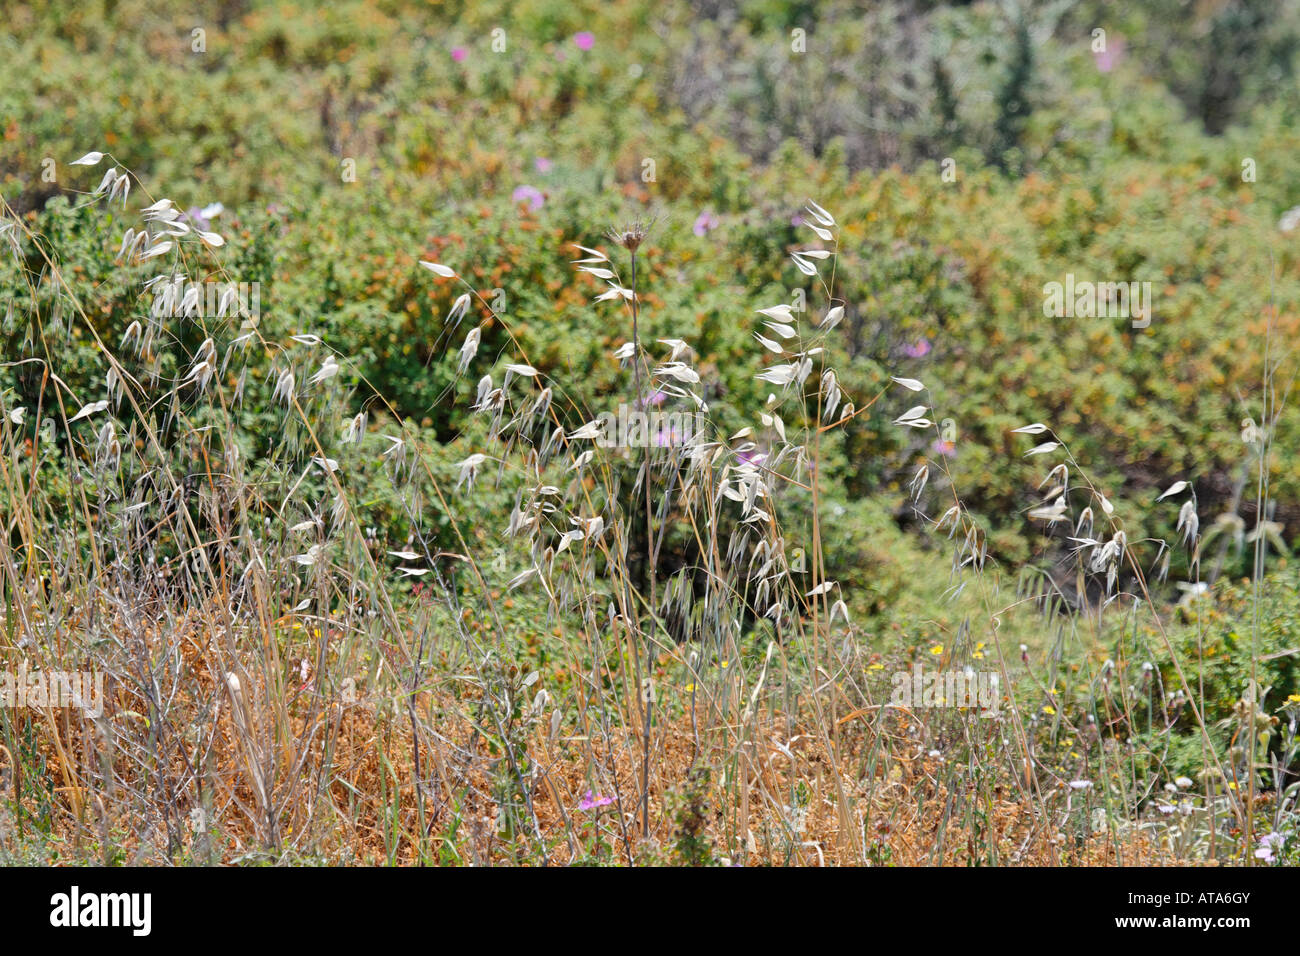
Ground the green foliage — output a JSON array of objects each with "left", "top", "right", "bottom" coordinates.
[
  {"left": 1169, "top": 568, "right": 1300, "bottom": 730},
  {"left": 669, "top": 767, "right": 718, "bottom": 866}
]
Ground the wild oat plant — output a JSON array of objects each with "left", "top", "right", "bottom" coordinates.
[{"left": 0, "top": 157, "right": 1295, "bottom": 866}]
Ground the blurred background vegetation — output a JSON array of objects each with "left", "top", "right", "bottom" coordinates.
[{"left": 2, "top": 0, "right": 1298, "bottom": 691}]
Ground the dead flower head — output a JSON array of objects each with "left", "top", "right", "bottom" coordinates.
[{"left": 606, "top": 220, "right": 651, "bottom": 252}]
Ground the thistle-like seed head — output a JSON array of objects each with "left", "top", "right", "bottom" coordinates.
[{"left": 606, "top": 221, "right": 649, "bottom": 252}]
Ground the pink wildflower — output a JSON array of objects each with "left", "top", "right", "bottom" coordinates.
[{"left": 579, "top": 790, "right": 614, "bottom": 810}]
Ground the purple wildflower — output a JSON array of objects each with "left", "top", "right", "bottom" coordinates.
[
  {"left": 451, "top": 47, "right": 467, "bottom": 62},
  {"left": 693, "top": 210, "right": 720, "bottom": 236},
  {"left": 185, "top": 202, "right": 223, "bottom": 232},
  {"left": 573, "top": 32, "right": 595, "bottom": 51},
  {"left": 1256, "top": 831, "right": 1285, "bottom": 863},
  {"left": 903, "top": 338, "right": 931, "bottom": 358},
  {"left": 511, "top": 185, "right": 544, "bottom": 211},
  {"left": 1093, "top": 36, "right": 1123, "bottom": 73},
  {"left": 578, "top": 790, "right": 614, "bottom": 810}
]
